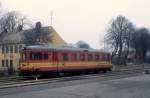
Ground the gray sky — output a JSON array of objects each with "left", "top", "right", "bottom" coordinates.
[{"left": 1, "top": 0, "right": 150, "bottom": 48}]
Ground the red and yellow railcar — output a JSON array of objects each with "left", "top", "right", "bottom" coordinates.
[{"left": 19, "top": 45, "right": 112, "bottom": 76}]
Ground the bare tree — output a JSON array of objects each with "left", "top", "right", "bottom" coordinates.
[
  {"left": 0, "top": 11, "right": 31, "bottom": 33},
  {"left": 76, "top": 40, "right": 91, "bottom": 48},
  {"left": 24, "top": 21, "right": 52, "bottom": 45},
  {"left": 105, "top": 15, "right": 134, "bottom": 65},
  {"left": 130, "top": 27, "right": 150, "bottom": 61}
]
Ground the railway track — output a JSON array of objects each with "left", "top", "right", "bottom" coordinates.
[{"left": 0, "top": 68, "right": 146, "bottom": 89}]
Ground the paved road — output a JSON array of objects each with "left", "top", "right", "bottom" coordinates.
[{"left": 1, "top": 74, "right": 150, "bottom": 98}]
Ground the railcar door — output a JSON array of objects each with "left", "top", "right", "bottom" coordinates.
[
  {"left": 52, "top": 50, "right": 59, "bottom": 73},
  {"left": 56, "top": 51, "right": 68, "bottom": 72}
]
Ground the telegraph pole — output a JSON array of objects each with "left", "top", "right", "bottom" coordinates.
[
  {"left": 104, "top": 35, "right": 106, "bottom": 50},
  {"left": 50, "top": 11, "right": 53, "bottom": 26}
]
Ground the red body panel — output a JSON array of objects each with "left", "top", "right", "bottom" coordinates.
[{"left": 19, "top": 46, "right": 112, "bottom": 75}]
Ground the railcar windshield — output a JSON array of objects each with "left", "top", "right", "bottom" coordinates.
[
  {"left": 21, "top": 50, "right": 49, "bottom": 61},
  {"left": 29, "top": 52, "right": 48, "bottom": 60}
]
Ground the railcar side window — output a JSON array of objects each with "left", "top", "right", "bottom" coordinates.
[
  {"left": 72, "top": 53, "right": 77, "bottom": 61},
  {"left": 106, "top": 54, "right": 110, "bottom": 61},
  {"left": 80, "top": 53, "right": 85, "bottom": 61},
  {"left": 108, "top": 54, "right": 110, "bottom": 61},
  {"left": 2, "top": 60, "right": 4, "bottom": 67},
  {"left": 104, "top": 54, "right": 108, "bottom": 61},
  {"left": 102, "top": 54, "right": 108, "bottom": 61},
  {"left": 88, "top": 54, "right": 93, "bottom": 61},
  {"left": 101, "top": 54, "right": 105, "bottom": 61},
  {"left": 62, "top": 52, "right": 68, "bottom": 61},
  {"left": 95, "top": 54, "right": 99, "bottom": 61}
]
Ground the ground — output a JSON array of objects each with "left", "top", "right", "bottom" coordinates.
[{"left": 1, "top": 74, "right": 150, "bottom": 98}]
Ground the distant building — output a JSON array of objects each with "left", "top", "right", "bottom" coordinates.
[{"left": 0, "top": 26, "right": 67, "bottom": 72}]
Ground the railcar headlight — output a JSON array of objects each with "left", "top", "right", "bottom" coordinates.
[{"left": 22, "top": 64, "right": 26, "bottom": 67}]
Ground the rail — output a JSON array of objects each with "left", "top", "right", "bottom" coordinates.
[{"left": 0, "top": 68, "right": 145, "bottom": 89}]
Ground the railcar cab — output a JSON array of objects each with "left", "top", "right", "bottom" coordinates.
[
  {"left": 19, "top": 45, "right": 112, "bottom": 77},
  {"left": 19, "top": 46, "right": 52, "bottom": 71}
]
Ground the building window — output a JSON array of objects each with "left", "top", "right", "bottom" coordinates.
[
  {"left": 107, "top": 54, "right": 110, "bottom": 61},
  {"left": 80, "top": 53, "right": 85, "bottom": 61},
  {"left": 2, "top": 60, "right": 4, "bottom": 67},
  {"left": 15, "top": 45, "right": 18, "bottom": 53},
  {"left": 10, "top": 45, "right": 13, "bottom": 53},
  {"left": 10, "top": 60, "right": 13, "bottom": 68},
  {"left": 6, "top": 60, "right": 8, "bottom": 67},
  {"left": 2, "top": 45, "right": 5, "bottom": 54},
  {"left": 62, "top": 52, "right": 68, "bottom": 61},
  {"left": 104, "top": 54, "right": 107, "bottom": 61},
  {"left": 72, "top": 52, "right": 77, "bottom": 61},
  {"left": 6, "top": 45, "right": 9, "bottom": 53}
]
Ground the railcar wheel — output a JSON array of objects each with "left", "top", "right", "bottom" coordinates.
[
  {"left": 32, "top": 73, "right": 41, "bottom": 80},
  {"left": 108, "top": 68, "right": 112, "bottom": 71},
  {"left": 58, "top": 72, "right": 64, "bottom": 76},
  {"left": 94, "top": 70, "right": 99, "bottom": 74},
  {"left": 103, "top": 70, "right": 107, "bottom": 73}
]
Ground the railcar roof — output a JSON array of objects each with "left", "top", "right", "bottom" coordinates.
[{"left": 23, "top": 45, "right": 109, "bottom": 53}]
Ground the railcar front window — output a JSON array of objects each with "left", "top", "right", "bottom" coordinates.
[{"left": 30, "top": 52, "right": 48, "bottom": 60}]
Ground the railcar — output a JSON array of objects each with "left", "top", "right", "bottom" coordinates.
[{"left": 19, "top": 45, "right": 112, "bottom": 77}]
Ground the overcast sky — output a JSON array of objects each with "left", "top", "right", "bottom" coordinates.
[{"left": 1, "top": 0, "right": 150, "bottom": 48}]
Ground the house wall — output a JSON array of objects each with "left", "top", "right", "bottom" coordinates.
[
  {"left": 0, "top": 26, "right": 67, "bottom": 72},
  {"left": 0, "top": 44, "right": 25, "bottom": 71}
]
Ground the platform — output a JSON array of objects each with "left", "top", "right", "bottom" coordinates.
[{"left": 1, "top": 74, "right": 150, "bottom": 98}]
